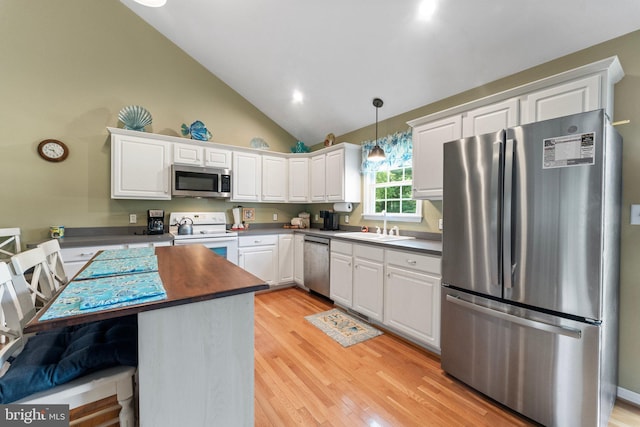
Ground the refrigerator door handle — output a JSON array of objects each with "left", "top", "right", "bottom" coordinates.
[
  {"left": 502, "top": 138, "right": 515, "bottom": 289},
  {"left": 490, "top": 141, "right": 502, "bottom": 287},
  {"left": 446, "top": 295, "right": 582, "bottom": 339}
]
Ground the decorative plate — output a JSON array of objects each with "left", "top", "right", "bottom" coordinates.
[
  {"left": 118, "top": 105, "right": 152, "bottom": 131},
  {"left": 250, "top": 137, "right": 270, "bottom": 150},
  {"left": 181, "top": 120, "right": 212, "bottom": 141}
]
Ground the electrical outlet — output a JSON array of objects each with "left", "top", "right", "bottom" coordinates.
[
  {"left": 273, "top": 213, "right": 278, "bottom": 221},
  {"left": 129, "top": 214, "right": 137, "bottom": 224},
  {"left": 631, "top": 205, "right": 640, "bottom": 225},
  {"left": 315, "top": 214, "right": 319, "bottom": 221},
  {"left": 345, "top": 215, "right": 349, "bottom": 224},
  {"left": 438, "top": 218, "right": 443, "bottom": 230}
]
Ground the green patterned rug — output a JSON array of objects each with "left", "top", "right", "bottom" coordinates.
[{"left": 305, "top": 309, "right": 383, "bottom": 347}]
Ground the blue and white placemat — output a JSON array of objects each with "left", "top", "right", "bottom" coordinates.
[
  {"left": 40, "top": 271, "right": 167, "bottom": 320},
  {"left": 75, "top": 255, "right": 158, "bottom": 280},
  {"left": 93, "top": 247, "right": 155, "bottom": 261}
]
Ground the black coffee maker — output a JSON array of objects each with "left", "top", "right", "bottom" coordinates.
[
  {"left": 147, "top": 209, "right": 165, "bottom": 235},
  {"left": 319, "top": 210, "right": 339, "bottom": 231}
]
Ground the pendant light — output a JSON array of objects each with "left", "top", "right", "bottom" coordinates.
[{"left": 368, "top": 98, "right": 385, "bottom": 161}]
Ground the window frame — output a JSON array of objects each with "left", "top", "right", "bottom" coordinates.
[{"left": 362, "top": 163, "right": 422, "bottom": 223}]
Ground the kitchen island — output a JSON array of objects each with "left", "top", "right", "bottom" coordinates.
[{"left": 26, "top": 245, "right": 269, "bottom": 427}]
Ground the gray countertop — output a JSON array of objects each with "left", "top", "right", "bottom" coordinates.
[
  {"left": 232, "top": 227, "right": 442, "bottom": 255},
  {"left": 40, "top": 225, "right": 442, "bottom": 255}
]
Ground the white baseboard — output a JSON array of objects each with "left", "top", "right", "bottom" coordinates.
[{"left": 618, "top": 387, "right": 640, "bottom": 405}]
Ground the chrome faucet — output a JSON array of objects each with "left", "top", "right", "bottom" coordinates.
[{"left": 382, "top": 209, "right": 388, "bottom": 236}]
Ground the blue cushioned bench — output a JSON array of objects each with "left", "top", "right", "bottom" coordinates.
[{"left": 0, "top": 315, "right": 137, "bottom": 403}]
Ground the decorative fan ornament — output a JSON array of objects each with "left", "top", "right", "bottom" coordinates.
[{"left": 118, "top": 105, "right": 152, "bottom": 131}]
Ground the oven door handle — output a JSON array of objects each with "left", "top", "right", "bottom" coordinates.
[{"left": 173, "top": 237, "right": 238, "bottom": 244}]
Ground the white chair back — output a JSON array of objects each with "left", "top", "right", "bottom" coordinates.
[
  {"left": 0, "top": 228, "right": 21, "bottom": 262},
  {"left": 38, "top": 239, "right": 68, "bottom": 290},
  {"left": 11, "top": 247, "right": 57, "bottom": 306},
  {"left": 0, "top": 262, "right": 35, "bottom": 366},
  {"left": 0, "top": 263, "right": 136, "bottom": 426}
]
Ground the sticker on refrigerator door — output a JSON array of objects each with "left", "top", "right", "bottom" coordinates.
[{"left": 543, "top": 132, "right": 595, "bottom": 169}]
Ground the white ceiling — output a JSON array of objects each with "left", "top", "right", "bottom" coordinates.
[{"left": 121, "top": 0, "right": 640, "bottom": 144}]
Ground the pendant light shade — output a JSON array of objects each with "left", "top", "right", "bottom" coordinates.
[{"left": 368, "top": 98, "right": 385, "bottom": 162}]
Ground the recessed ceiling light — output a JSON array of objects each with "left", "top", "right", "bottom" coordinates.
[
  {"left": 417, "top": 0, "right": 437, "bottom": 22},
  {"left": 133, "top": 0, "right": 167, "bottom": 7},
  {"left": 292, "top": 90, "right": 304, "bottom": 104}
]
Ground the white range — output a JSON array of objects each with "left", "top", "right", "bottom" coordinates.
[{"left": 169, "top": 211, "right": 238, "bottom": 265}]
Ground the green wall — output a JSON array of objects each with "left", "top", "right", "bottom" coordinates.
[
  {"left": 338, "top": 30, "right": 640, "bottom": 395},
  {"left": 0, "top": 0, "right": 304, "bottom": 240},
  {"left": 1, "top": 0, "right": 639, "bottom": 395}
]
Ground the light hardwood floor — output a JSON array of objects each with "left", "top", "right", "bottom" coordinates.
[{"left": 254, "top": 287, "right": 640, "bottom": 426}]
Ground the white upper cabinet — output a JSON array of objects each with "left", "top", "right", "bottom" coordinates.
[
  {"left": 111, "top": 133, "right": 171, "bottom": 200},
  {"left": 310, "top": 145, "right": 361, "bottom": 203},
  {"left": 262, "top": 155, "right": 288, "bottom": 202},
  {"left": 325, "top": 149, "right": 345, "bottom": 201},
  {"left": 232, "top": 151, "right": 261, "bottom": 201},
  {"left": 408, "top": 56, "right": 624, "bottom": 200},
  {"left": 520, "top": 74, "right": 601, "bottom": 124},
  {"left": 173, "top": 143, "right": 203, "bottom": 166},
  {"left": 204, "top": 147, "right": 232, "bottom": 169},
  {"left": 310, "top": 153, "right": 326, "bottom": 202},
  {"left": 288, "top": 157, "right": 309, "bottom": 203},
  {"left": 174, "top": 143, "right": 232, "bottom": 169},
  {"left": 410, "top": 115, "right": 462, "bottom": 200},
  {"left": 462, "top": 98, "right": 519, "bottom": 138}
]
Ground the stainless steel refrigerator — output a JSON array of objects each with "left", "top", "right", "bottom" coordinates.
[{"left": 440, "top": 109, "right": 621, "bottom": 427}]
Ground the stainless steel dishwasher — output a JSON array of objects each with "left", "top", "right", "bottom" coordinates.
[{"left": 303, "top": 235, "right": 330, "bottom": 298}]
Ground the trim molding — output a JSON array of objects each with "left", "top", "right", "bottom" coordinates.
[{"left": 618, "top": 387, "right": 640, "bottom": 405}]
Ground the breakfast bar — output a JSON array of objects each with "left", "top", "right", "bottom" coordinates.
[{"left": 25, "top": 245, "right": 269, "bottom": 427}]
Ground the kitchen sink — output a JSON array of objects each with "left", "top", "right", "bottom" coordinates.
[{"left": 336, "top": 232, "right": 415, "bottom": 242}]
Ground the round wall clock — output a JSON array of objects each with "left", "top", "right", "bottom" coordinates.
[{"left": 37, "top": 139, "right": 69, "bottom": 162}]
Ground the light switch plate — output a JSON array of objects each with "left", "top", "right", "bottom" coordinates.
[
  {"left": 129, "top": 214, "right": 137, "bottom": 224},
  {"left": 631, "top": 205, "right": 640, "bottom": 225},
  {"left": 273, "top": 213, "right": 278, "bottom": 221},
  {"left": 438, "top": 218, "right": 443, "bottom": 230}
]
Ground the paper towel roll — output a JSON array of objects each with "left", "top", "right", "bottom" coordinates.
[{"left": 333, "top": 202, "right": 353, "bottom": 213}]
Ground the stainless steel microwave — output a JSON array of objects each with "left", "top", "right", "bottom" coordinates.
[{"left": 171, "top": 165, "right": 232, "bottom": 198}]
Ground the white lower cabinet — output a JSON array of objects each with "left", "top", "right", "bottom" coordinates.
[
  {"left": 384, "top": 249, "right": 441, "bottom": 350},
  {"left": 352, "top": 244, "right": 384, "bottom": 322},
  {"left": 238, "top": 235, "right": 278, "bottom": 286},
  {"left": 61, "top": 241, "right": 173, "bottom": 278},
  {"left": 327, "top": 240, "right": 442, "bottom": 351},
  {"left": 329, "top": 240, "right": 353, "bottom": 307},
  {"left": 278, "top": 234, "right": 294, "bottom": 284},
  {"left": 293, "top": 234, "right": 304, "bottom": 285},
  {"left": 62, "top": 244, "right": 125, "bottom": 279}
]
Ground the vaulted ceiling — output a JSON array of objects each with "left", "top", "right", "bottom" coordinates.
[{"left": 122, "top": 0, "right": 640, "bottom": 144}]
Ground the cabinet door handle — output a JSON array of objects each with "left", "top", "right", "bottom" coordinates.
[
  {"left": 406, "top": 259, "right": 417, "bottom": 265},
  {"left": 254, "top": 240, "right": 261, "bottom": 244},
  {"left": 80, "top": 252, "right": 95, "bottom": 257}
]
